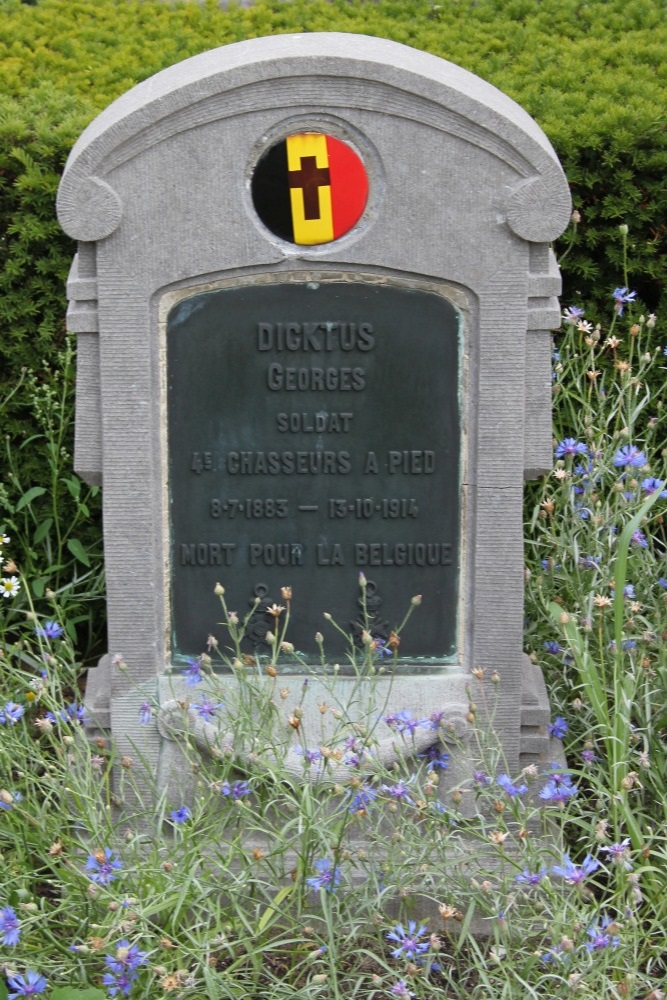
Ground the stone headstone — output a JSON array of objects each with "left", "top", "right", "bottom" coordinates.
[{"left": 57, "top": 33, "right": 570, "bottom": 797}]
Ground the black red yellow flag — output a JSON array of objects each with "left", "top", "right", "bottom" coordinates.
[{"left": 251, "top": 132, "right": 368, "bottom": 245}]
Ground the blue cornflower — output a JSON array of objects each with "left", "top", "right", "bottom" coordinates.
[
  {"left": 45, "top": 702, "right": 89, "bottom": 726},
  {"left": 383, "top": 710, "right": 421, "bottom": 735},
  {"left": 612, "top": 638, "right": 637, "bottom": 651},
  {"left": 0, "top": 702, "right": 24, "bottom": 725},
  {"left": 137, "top": 702, "right": 152, "bottom": 725},
  {"left": 7, "top": 972, "right": 47, "bottom": 998},
  {"left": 417, "top": 745, "right": 450, "bottom": 770},
  {"left": 34, "top": 620, "right": 64, "bottom": 640},
  {"left": 169, "top": 806, "right": 191, "bottom": 824},
  {"left": 386, "top": 921, "right": 429, "bottom": 960},
  {"left": 543, "top": 641, "right": 562, "bottom": 655},
  {"left": 631, "top": 530, "right": 648, "bottom": 548},
  {"left": 555, "top": 438, "right": 588, "bottom": 459},
  {"left": 612, "top": 287, "right": 636, "bottom": 315},
  {"left": 599, "top": 838, "right": 633, "bottom": 870},
  {"left": 641, "top": 477, "right": 667, "bottom": 497},
  {"left": 581, "top": 748, "right": 598, "bottom": 765},
  {"left": 105, "top": 939, "right": 148, "bottom": 974},
  {"left": 547, "top": 716, "right": 568, "bottom": 739},
  {"left": 102, "top": 970, "right": 136, "bottom": 997},
  {"left": 372, "top": 638, "right": 393, "bottom": 658},
  {"left": 540, "top": 941, "right": 570, "bottom": 965},
  {"left": 35, "top": 620, "right": 64, "bottom": 640},
  {"left": 342, "top": 738, "right": 371, "bottom": 767},
  {"left": 191, "top": 698, "right": 223, "bottom": 722},
  {"left": 294, "top": 746, "right": 323, "bottom": 766},
  {"left": 183, "top": 657, "right": 203, "bottom": 685},
  {"left": 496, "top": 773, "right": 528, "bottom": 797},
  {"left": 514, "top": 868, "right": 548, "bottom": 886},
  {"left": 585, "top": 915, "right": 620, "bottom": 951},
  {"left": 472, "top": 770, "right": 492, "bottom": 786},
  {"left": 613, "top": 445, "right": 647, "bottom": 468},
  {"left": 623, "top": 583, "right": 636, "bottom": 599},
  {"left": 390, "top": 981, "right": 415, "bottom": 998},
  {"left": 658, "top": 577, "right": 667, "bottom": 589},
  {"left": 539, "top": 778, "right": 578, "bottom": 804},
  {"left": 348, "top": 784, "right": 377, "bottom": 814},
  {"left": 0, "top": 790, "right": 22, "bottom": 811},
  {"left": 579, "top": 554, "right": 600, "bottom": 569},
  {"left": 420, "top": 709, "right": 446, "bottom": 731},
  {"left": 218, "top": 779, "right": 250, "bottom": 800},
  {"left": 306, "top": 858, "right": 341, "bottom": 892},
  {"left": 551, "top": 853, "right": 599, "bottom": 885},
  {"left": 545, "top": 763, "right": 572, "bottom": 783},
  {"left": 0, "top": 905, "right": 21, "bottom": 945},
  {"left": 381, "top": 778, "right": 414, "bottom": 804},
  {"left": 85, "top": 847, "right": 123, "bottom": 885},
  {"left": 562, "top": 306, "right": 585, "bottom": 325}
]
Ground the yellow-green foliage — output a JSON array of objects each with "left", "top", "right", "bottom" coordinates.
[{"left": 1, "top": 0, "right": 665, "bottom": 326}]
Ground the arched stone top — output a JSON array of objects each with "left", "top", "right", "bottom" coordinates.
[{"left": 57, "top": 32, "right": 571, "bottom": 244}]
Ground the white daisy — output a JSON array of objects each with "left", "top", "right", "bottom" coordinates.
[{"left": 0, "top": 576, "right": 20, "bottom": 598}]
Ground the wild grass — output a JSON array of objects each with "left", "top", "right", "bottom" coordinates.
[{"left": 0, "top": 230, "right": 665, "bottom": 998}]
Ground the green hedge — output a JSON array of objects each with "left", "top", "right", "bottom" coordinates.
[
  {"left": 1, "top": 0, "right": 665, "bottom": 658},
  {"left": 1, "top": 1, "right": 665, "bottom": 389}
]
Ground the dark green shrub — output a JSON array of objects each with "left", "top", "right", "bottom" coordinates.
[{"left": 1, "top": 0, "right": 665, "bottom": 660}]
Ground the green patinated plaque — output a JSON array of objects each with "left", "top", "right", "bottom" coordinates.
[{"left": 167, "top": 280, "right": 460, "bottom": 664}]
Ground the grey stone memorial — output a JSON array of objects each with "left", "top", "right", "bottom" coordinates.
[{"left": 57, "top": 33, "right": 571, "bottom": 800}]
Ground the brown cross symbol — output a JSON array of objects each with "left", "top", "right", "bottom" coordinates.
[{"left": 288, "top": 155, "right": 331, "bottom": 220}]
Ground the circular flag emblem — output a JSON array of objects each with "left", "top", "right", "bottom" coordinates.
[{"left": 251, "top": 132, "right": 368, "bottom": 245}]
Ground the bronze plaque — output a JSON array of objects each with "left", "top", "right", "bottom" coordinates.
[{"left": 167, "top": 280, "right": 460, "bottom": 665}]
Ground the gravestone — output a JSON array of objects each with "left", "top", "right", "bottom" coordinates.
[{"left": 57, "top": 33, "right": 570, "bottom": 799}]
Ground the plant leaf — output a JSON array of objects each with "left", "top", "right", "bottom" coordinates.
[
  {"left": 257, "top": 884, "right": 293, "bottom": 935},
  {"left": 66, "top": 538, "right": 91, "bottom": 566},
  {"left": 51, "top": 989, "right": 107, "bottom": 1000},
  {"left": 15, "top": 485, "right": 46, "bottom": 512},
  {"left": 33, "top": 517, "right": 53, "bottom": 544},
  {"left": 63, "top": 476, "right": 81, "bottom": 500}
]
